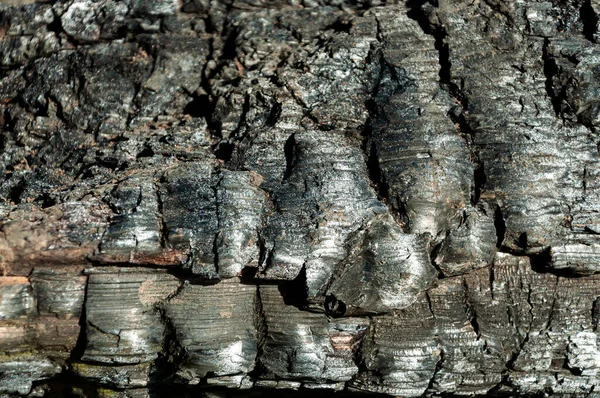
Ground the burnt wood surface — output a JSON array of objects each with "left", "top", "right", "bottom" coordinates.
[{"left": 1, "top": 0, "right": 600, "bottom": 396}]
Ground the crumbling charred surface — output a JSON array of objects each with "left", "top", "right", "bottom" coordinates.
[
  {"left": 164, "top": 279, "right": 258, "bottom": 385},
  {"left": 1, "top": 0, "right": 600, "bottom": 396}
]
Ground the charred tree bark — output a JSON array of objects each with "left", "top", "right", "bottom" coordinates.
[{"left": 1, "top": 0, "right": 600, "bottom": 396}]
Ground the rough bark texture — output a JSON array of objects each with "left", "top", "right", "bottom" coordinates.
[{"left": 1, "top": 0, "right": 600, "bottom": 396}]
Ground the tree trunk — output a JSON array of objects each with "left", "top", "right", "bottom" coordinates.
[{"left": 1, "top": 0, "right": 600, "bottom": 396}]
